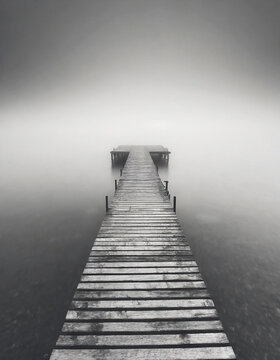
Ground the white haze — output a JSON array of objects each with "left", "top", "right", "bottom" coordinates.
[
  {"left": 1, "top": 0, "right": 280, "bottom": 233},
  {"left": 1, "top": 86, "right": 280, "bottom": 229}
]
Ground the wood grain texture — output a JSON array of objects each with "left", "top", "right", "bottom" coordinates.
[
  {"left": 70, "top": 298, "right": 214, "bottom": 309},
  {"left": 51, "top": 347, "right": 236, "bottom": 360},
  {"left": 73, "top": 289, "right": 210, "bottom": 300},
  {"left": 56, "top": 332, "right": 229, "bottom": 346},
  {"left": 61, "top": 320, "right": 223, "bottom": 333}
]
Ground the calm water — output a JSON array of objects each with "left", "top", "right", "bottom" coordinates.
[{"left": 1, "top": 146, "right": 280, "bottom": 360}]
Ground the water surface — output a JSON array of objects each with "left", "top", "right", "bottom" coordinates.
[{"left": 1, "top": 145, "right": 280, "bottom": 360}]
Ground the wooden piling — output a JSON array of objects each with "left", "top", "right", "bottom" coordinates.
[
  {"left": 173, "top": 195, "right": 177, "bottom": 213},
  {"left": 105, "top": 196, "right": 109, "bottom": 212}
]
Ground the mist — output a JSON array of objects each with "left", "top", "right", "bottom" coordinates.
[
  {"left": 1, "top": 1, "right": 280, "bottom": 359},
  {"left": 2, "top": 88, "right": 280, "bottom": 222},
  {"left": 1, "top": 0, "right": 280, "bottom": 211}
]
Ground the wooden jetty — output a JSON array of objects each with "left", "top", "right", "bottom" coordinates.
[{"left": 50, "top": 146, "right": 236, "bottom": 360}]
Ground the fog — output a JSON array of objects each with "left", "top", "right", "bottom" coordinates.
[
  {"left": 1, "top": 0, "right": 280, "bottom": 214},
  {"left": 2, "top": 88, "right": 280, "bottom": 221},
  {"left": 1, "top": 1, "right": 280, "bottom": 359}
]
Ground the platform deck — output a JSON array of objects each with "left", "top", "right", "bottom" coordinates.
[{"left": 50, "top": 146, "right": 235, "bottom": 360}]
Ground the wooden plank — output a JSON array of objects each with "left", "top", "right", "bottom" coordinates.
[
  {"left": 73, "top": 289, "right": 210, "bottom": 300},
  {"left": 101, "top": 223, "right": 180, "bottom": 226},
  {"left": 50, "top": 347, "right": 236, "bottom": 359},
  {"left": 96, "top": 235, "right": 185, "bottom": 238},
  {"left": 93, "top": 244, "right": 188, "bottom": 247},
  {"left": 99, "top": 225, "right": 181, "bottom": 227},
  {"left": 61, "top": 320, "right": 223, "bottom": 333},
  {"left": 94, "top": 238, "right": 187, "bottom": 243},
  {"left": 93, "top": 240, "right": 187, "bottom": 243},
  {"left": 106, "top": 215, "right": 178, "bottom": 218},
  {"left": 99, "top": 229, "right": 181, "bottom": 232},
  {"left": 66, "top": 308, "right": 218, "bottom": 320},
  {"left": 56, "top": 332, "right": 229, "bottom": 347},
  {"left": 77, "top": 281, "right": 206, "bottom": 290},
  {"left": 93, "top": 243, "right": 189, "bottom": 247},
  {"left": 92, "top": 248, "right": 190, "bottom": 252},
  {"left": 99, "top": 235, "right": 185, "bottom": 238},
  {"left": 83, "top": 267, "right": 199, "bottom": 274},
  {"left": 85, "top": 261, "right": 198, "bottom": 267},
  {"left": 87, "top": 257, "right": 194, "bottom": 262},
  {"left": 89, "top": 251, "right": 192, "bottom": 256},
  {"left": 95, "top": 236, "right": 186, "bottom": 239},
  {"left": 80, "top": 274, "right": 202, "bottom": 282},
  {"left": 100, "top": 225, "right": 181, "bottom": 229},
  {"left": 70, "top": 299, "right": 214, "bottom": 309}
]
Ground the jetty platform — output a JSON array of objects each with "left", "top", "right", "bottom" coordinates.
[{"left": 50, "top": 145, "right": 236, "bottom": 360}]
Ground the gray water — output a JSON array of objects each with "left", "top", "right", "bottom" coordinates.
[
  {"left": 159, "top": 150, "right": 280, "bottom": 360},
  {"left": 1, "top": 144, "right": 280, "bottom": 360}
]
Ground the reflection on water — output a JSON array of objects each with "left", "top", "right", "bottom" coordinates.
[{"left": 0, "top": 145, "right": 280, "bottom": 360}]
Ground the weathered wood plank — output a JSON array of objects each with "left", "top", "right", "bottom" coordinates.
[
  {"left": 50, "top": 347, "right": 236, "bottom": 360},
  {"left": 73, "top": 289, "right": 210, "bottom": 300},
  {"left": 92, "top": 244, "right": 189, "bottom": 249},
  {"left": 66, "top": 308, "right": 218, "bottom": 320},
  {"left": 56, "top": 332, "right": 229, "bottom": 347},
  {"left": 80, "top": 273, "right": 202, "bottom": 282},
  {"left": 70, "top": 299, "right": 214, "bottom": 309},
  {"left": 88, "top": 256, "right": 194, "bottom": 262},
  {"left": 77, "top": 281, "right": 206, "bottom": 290},
  {"left": 85, "top": 261, "right": 198, "bottom": 267},
  {"left": 96, "top": 234, "right": 185, "bottom": 238},
  {"left": 83, "top": 267, "right": 199, "bottom": 274},
  {"left": 94, "top": 237, "right": 189, "bottom": 242},
  {"left": 95, "top": 238, "right": 187, "bottom": 243},
  {"left": 61, "top": 320, "right": 223, "bottom": 333},
  {"left": 89, "top": 250, "right": 192, "bottom": 256}
]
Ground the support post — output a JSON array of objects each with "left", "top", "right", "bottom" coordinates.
[
  {"left": 120, "top": 169, "right": 123, "bottom": 176},
  {"left": 164, "top": 180, "right": 169, "bottom": 191},
  {"left": 115, "top": 179, "right": 118, "bottom": 191},
  {"left": 105, "top": 196, "right": 109, "bottom": 212},
  {"left": 173, "top": 196, "right": 176, "bottom": 213}
]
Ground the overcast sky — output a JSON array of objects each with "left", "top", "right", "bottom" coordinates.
[
  {"left": 1, "top": 1, "right": 279, "bottom": 110},
  {"left": 1, "top": 0, "right": 280, "bottom": 209}
]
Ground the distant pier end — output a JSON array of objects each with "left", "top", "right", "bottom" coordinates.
[{"left": 111, "top": 145, "right": 170, "bottom": 163}]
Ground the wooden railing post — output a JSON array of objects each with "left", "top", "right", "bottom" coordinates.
[
  {"left": 105, "top": 196, "right": 109, "bottom": 212},
  {"left": 173, "top": 196, "right": 176, "bottom": 213}
]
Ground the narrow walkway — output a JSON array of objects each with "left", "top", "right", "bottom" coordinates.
[{"left": 50, "top": 146, "right": 236, "bottom": 360}]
